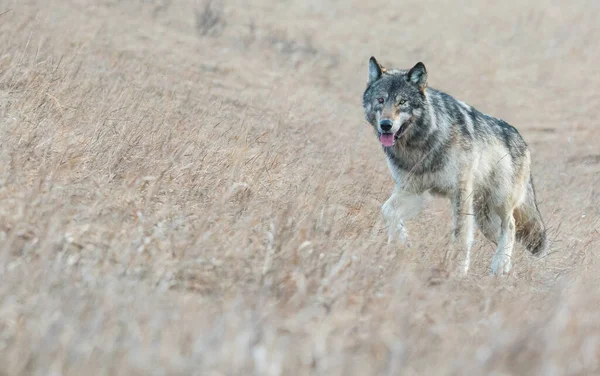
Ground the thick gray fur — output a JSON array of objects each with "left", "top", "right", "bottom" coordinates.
[{"left": 363, "top": 57, "right": 547, "bottom": 275}]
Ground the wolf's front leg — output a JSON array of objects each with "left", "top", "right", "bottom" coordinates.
[
  {"left": 381, "top": 188, "right": 425, "bottom": 245},
  {"left": 450, "top": 170, "right": 475, "bottom": 275}
]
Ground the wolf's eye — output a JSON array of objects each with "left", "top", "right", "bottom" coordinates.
[
  {"left": 377, "top": 98, "right": 384, "bottom": 104},
  {"left": 398, "top": 99, "right": 406, "bottom": 105}
]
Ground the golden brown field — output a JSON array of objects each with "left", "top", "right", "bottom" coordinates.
[{"left": 1, "top": 1, "right": 599, "bottom": 374}]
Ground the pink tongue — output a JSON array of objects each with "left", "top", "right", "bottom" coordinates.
[{"left": 379, "top": 133, "right": 395, "bottom": 147}]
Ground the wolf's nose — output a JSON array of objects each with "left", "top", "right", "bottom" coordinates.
[{"left": 380, "top": 119, "right": 393, "bottom": 132}]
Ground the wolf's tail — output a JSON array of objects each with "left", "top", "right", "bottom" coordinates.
[{"left": 514, "top": 175, "right": 547, "bottom": 255}]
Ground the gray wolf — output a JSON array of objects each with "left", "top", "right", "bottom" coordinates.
[{"left": 362, "top": 57, "right": 547, "bottom": 275}]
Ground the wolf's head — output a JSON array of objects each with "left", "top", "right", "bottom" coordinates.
[{"left": 362, "top": 57, "right": 428, "bottom": 148}]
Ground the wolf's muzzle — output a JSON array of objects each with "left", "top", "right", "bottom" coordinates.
[{"left": 380, "top": 119, "right": 393, "bottom": 132}]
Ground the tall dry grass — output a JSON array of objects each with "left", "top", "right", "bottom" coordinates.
[{"left": 0, "top": 0, "right": 599, "bottom": 375}]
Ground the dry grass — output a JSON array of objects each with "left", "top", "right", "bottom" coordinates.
[{"left": 1, "top": 1, "right": 599, "bottom": 375}]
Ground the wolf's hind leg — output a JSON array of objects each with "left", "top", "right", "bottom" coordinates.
[
  {"left": 475, "top": 203, "right": 501, "bottom": 245},
  {"left": 491, "top": 205, "right": 516, "bottom": 275},
  {"left": 381, "top": 189, "right": 425, "bottom": 245}
]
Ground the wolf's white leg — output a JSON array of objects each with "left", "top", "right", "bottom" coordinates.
[
  {"left": 450, "top": 167, "right": 475, "bottom": 275},
  {"left": 491, "top": 209, "right": 516, "bottom": 275},
  {"left": 381, "top": 189, "right": 425, "bottom": 245}
]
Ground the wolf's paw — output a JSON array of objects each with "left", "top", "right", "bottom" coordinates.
[
  {"left": 387, "top": 221, "right": 409, "bottom": 246},
  {"left": 382, "top": 201, "right": 409, "bottom": 246},
  {"left": 447, "top": 250, "right": 470, "bottom": 277},
  {"left": 456, "top": 256, "right": 470, "bottom": 277},
  {"left": 491, "top": 253, "right": 512, "bottom": 275}
]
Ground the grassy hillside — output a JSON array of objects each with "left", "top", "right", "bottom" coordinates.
[{"left": 0, "top": 1, "right": 599, "bottom": 374}]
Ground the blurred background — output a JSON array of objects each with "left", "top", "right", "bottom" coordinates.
[{"left": 0, "top": 1, "right": 599, "bottom": 375}]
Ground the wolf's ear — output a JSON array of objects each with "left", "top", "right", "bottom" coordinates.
[
  {"left": 408, "top": 62, "right": 427, "bottom": 92},
  {"left": 368, "top": 56, "right": 383, "bottom": 84}
]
